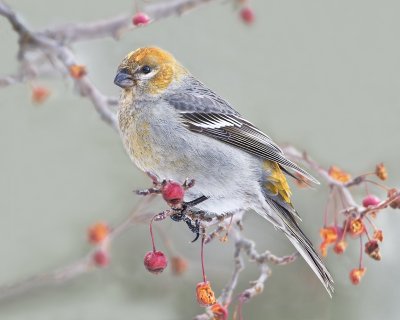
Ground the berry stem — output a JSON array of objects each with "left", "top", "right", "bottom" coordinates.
[
  {"left": 364, "top": 215, "right": 378, "bottom": 232},
  {"left": 150, "top": 215, "right": 156, "bottom": 252},
  {"left": 364, "top": 179, "right": 390, "bottom": 191},
  {"left": 333, "top": 189, "right": 338, "bottom": 227},
  {"left": 236, "top": 296, "right": 244, "bottom": 320},
  {"left": 201, "top": 234, "right": 206, "bottom": 283},
  {"left": 154, "top": 224, "right": 175, "bottom": 256},
  {"left": 340, "top": 218, "right": 350, "bottom": 241},
  {"left": 359, "top": 235, "right": 364, "bottom": 269},
  {"left": 364, "top": 181, "right": 370, "bottom": 196},
  {"left": 323, "top": 189, "right": 334, "bottom": 227}
]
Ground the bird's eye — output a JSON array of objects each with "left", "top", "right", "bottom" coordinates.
[{"left": 141, "top": 65, "right": 152, "bottom": 74}]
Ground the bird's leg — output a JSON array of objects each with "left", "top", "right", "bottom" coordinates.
[
  {"left": 186, "top": 207, "right": 225, "bottom": 221},
  {"left": 169, "top": 195, "right": 209, "bottom": 241},
  {"left": 135, "top": 172, "right": 166, "bottom": 196},
  {"left": 184, "top": 195, "right": 209, "bottom": 208},
  {"left": 146, "top": 171, "right": 160, "bottom": 185},
  {"left": 183, "top": 217, "right": 200, "bottom": 242},
  {"left": 136, "top": 175, "right": 209, "bottom": 242},
  {"left": 169, "top": 211, "right": 200, "bottom": 242},
  {"left": 135, "top": 187, "right": 161, "bottom": 196},
  {"left": 170, "top": 211, "right": 185, "bottom": 222},
  {"left": 182, "top": 178, "right": 195, "bottom": 190}
]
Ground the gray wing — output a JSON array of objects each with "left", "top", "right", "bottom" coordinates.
[{"left": 164, "top": 78, "right": 319, "bottom": 184}]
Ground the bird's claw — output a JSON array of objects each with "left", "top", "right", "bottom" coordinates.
[
  {"left": 182, "top": 178, "right": 195, "bottom": 190},
  {"left": 136, "top": 173, "right": 167, "bottom": 196},
  {"left": 135, "top": 187, "right": 161, "bottom": 196}
]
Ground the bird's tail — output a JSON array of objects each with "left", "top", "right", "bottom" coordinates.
[{"left": 264, "top": 199, "right": 334, "bottom": 296}]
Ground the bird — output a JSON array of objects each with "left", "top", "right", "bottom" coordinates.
[{"left": 113, "top": 47, "right": 333, "bottom": 295}]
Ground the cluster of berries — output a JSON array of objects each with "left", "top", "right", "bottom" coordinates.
[
  {"left": 141, "top": 180, "right": 228, "bottom": 319},
  {"left": 320, "top": 163, "right": 400, "bottom": 285},
  {"left": 31, "top": 64, "right": 87, "bottom": 105}
]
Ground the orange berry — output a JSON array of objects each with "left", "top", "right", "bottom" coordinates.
[
  {"left": 88, "top": 222, "right": 109, "bottom": 244},
  {"left": 347, "top": 218, "right": 365, "bottom": 237},
  {"left": 373, "top": 229, "right": 383, "bottom": 242},
  {"left": 211, "top": 303, "right": 229, "bottom": 320},
  {"left": 350, "top": 268, "right": 366, "bottom": 285},
  {"left": 196, "top": 281, "right": 216, "bottom": 307},
  {"left": 320, "top": 226, "right": 339, "bottom": 243},
  {"left": 31, "top": 86, "right": 50, "bottom": 104},
  {"left": 375, "top": 163, "right": 388, "bottom": 181},
  {"left": 319, "top": 242, "right": 328, "bottom": 257},
  {"left": 69, "top": 64, "right": 87, "bottom": 79},
  {"left": 171, "top": 256, "right": 188, "bottom": 276},
  {"left": 333, "top": 240, "right": 347, "bottom": 254},
  {"left": 93, "top": 250, "right": 109, "bottom": 267},
  {"left": 319, "top": 226, "right": 340, "bottom": 256},
  {"left": 328, "top": 166, "right": 352, "bottom": 183}
]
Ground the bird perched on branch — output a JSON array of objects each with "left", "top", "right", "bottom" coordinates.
[{"left": 114, "top": 47, "right": 333, "bottom": 295}]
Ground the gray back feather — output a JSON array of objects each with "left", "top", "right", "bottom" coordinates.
[{"left": 164, "top": 76, "right": 319, "bottom": 184}]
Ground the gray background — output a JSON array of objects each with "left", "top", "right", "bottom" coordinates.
[{"left": 1, "top": 0, "right": 399, "bottom": 319}]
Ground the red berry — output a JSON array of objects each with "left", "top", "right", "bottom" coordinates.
[
  {"left": 362, "top": 195, "right": 381, "bottom": 208},
  {"left": 162, "top": 181, "right": 185, "bottom": 204},
  {"left": 144, "top": 250, "right": 168, "bottom": 274},
  {"left": 132, "top": 12, "right": 150, "bottom": 26},
  {"left": 365, "top": 240, "right": 381, "bottom": 260},
  {"left": 32, "top": 86, "right": 50, "bottom": 104},
  {"left": 349, "top": 268, "right": 366, "bottom": 285},
  {"left": 93, "top": 250, "right": 109, "bottom": 267},
  {"left": 240, "top": 6, "right": 255, "bottom": 25},
  {"left": 88, "top": 222, "right": 109, "bottom": 244}
]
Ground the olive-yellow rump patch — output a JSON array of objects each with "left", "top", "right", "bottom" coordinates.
[{"left": 264, "top": 160, "right": 292, "bottom": 204}]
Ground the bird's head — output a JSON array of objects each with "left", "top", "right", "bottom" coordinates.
[{"left": 114, "top": 47, "right": 187, "bottom": 97}]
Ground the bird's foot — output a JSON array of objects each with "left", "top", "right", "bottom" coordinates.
[
  {"left": 135, "top": 172, "right": 165, "bottom": 196},
  {"left": 135, "top": 174, "right": 196, "bottom": 197},
  {"left": 136, "top": 174, "right": 209, "bottom": 242},
  {"left": 169, "top": 195, "right": 209, "bottom": 242}
]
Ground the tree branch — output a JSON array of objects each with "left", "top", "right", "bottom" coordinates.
[
  {"left": 43, "top": 0, "right": 217, "bottom": 44},
  {"left": 0, "top": 196, "right": 155, "bottom": 300}
]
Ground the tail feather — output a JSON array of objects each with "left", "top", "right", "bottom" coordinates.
[
  {"left": 265, "top": 199, "right": 334, "bottom": 296},
  {"left": 284, "top": 225, "right": 334, "bottom": 296}
]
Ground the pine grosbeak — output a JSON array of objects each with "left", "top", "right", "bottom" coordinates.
[{"left": 114, "top": 47, "right": 333, "bottom": 295}]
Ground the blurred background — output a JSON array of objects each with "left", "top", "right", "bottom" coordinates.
[{"left": 1, "top": 0, "right": 399, "bottom": 319}]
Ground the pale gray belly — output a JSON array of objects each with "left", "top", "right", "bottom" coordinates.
[{"left": 147, "top": 120, "right": 263, "bottom": 214}]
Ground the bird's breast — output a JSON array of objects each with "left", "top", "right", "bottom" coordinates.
[{"left": 118, "top": 103, "right": 161, "bottom": 172}]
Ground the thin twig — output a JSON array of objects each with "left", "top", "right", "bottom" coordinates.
[
  {"left": 194, "top": 224, "right": 298, "bottom": 320},
  {"left": 0, "top": 195, "right": 155, "bottom": 300},
  {"left": 43, "top": 0, "right": 218, "bottom": 43}
]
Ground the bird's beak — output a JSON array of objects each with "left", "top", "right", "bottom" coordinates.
[{"left": 114, "top": 69, "right": 134, "bottom": 89}]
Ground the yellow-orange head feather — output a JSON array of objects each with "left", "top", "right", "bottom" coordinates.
[{"left": 115, "top": 47, "right": 187, "bottom": 95}]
